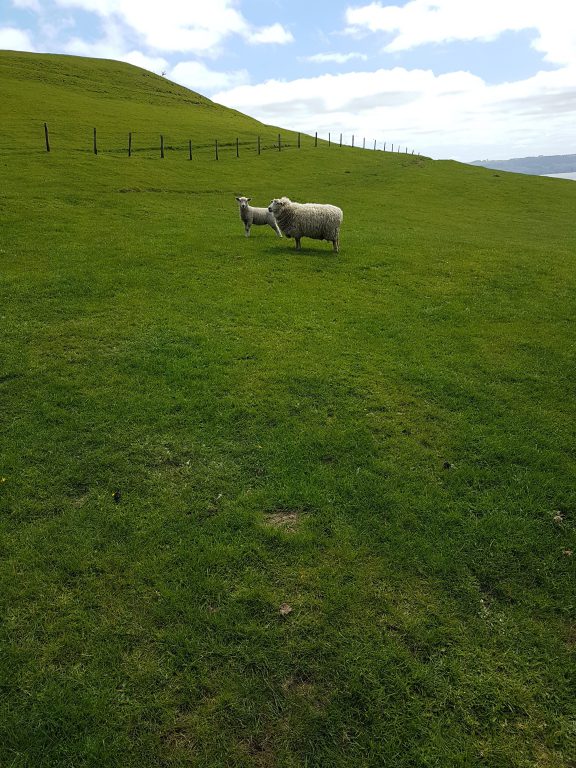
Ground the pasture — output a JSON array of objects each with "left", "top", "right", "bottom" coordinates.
[{"left": 1, "top": 51, "right": 575, "bottom": 768}]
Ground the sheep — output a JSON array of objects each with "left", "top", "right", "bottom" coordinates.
[
  {"left": 235, "top": 196, "right": 282, "bottom": 238},
  {"left": 267, "top": 197, "right": 343, "bottom": 252}
]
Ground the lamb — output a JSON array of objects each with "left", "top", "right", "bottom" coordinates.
[
  {"left": 267, "top": 197, "right": 343, "bottom": 252},
  {"left": 235, "top": 196, "right": 282, "bottom": 238}
]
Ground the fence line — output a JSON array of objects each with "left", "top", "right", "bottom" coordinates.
[{"left": 29, "top": 123, "right": 419, "bottom": 159}]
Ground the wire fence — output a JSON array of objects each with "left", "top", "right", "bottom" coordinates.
[{"left": 2, "top": 122, "right": 419, "bottom": 160}]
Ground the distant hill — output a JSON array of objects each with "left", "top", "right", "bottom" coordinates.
[{"left": 469, "top": 154, "right": 576, "bottom": 175}]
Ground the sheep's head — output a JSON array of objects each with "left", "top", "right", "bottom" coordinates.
[
  {"left": 236, "top": 196, "right": 251, "bottom": 209},
  {"left": 268, "top": 197, "right": 290, "bottom": 214}
]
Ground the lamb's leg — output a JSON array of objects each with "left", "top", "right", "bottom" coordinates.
[
  {"left": 333, "top": 236, "right": 339, "bottom": 253},
  {"left": 295, "top": 237, "right": 301, "bottom": 250},
  {"left": 270, "top": 221, "right": 282, "bottom": 237},
  {"left": 245, "top": 223, "right": 251, "bottom": 237}
]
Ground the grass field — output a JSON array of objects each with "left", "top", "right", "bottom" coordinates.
[{"left": 1, "top": 51, "right": 575, "bottom": 768}]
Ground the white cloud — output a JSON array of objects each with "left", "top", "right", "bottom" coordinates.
[
  {"left": 60, "top": 14, "right": 167, "bottom": 72},
  {"left": 170, "top": 60, "right": 249, "bottom": 92},
  {"left": 214, "top": 67, "right": 482, "bottom": 119},
  {"left": 306, "top": 52, "right": 368, "bottom": 64},
  {"left": 212, "top": 62, "right": 576, "bottom": 160},
  {"left": 121, "top": 50, "right": 169, "bottom": 73},
  {"left": 53, "top": 0, "right": 245, "bottom": 53},
  {"left": 60, "top": 44, "right": 167, "bottom": 74},
  {"left": 247, "top": 23, "right": 294, "bottom": 45},
  {"left": 53, "top": 0, "right": 292, "bottom": 53},
  {"left": 345, "top": 0, "right": 531, "bottom": 45},
  {"left": 62, "top": 16, "right": 125, "bottom": 56},
  {"left": 0, "top": 25, "right": 36, "bottom": 51},
  {"left": 345, "top": 0, "right": 576, "bottom": 65}
]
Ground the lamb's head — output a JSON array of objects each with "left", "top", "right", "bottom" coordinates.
[
  {"left": 268, "top": 197, "right": 290, "bottom": 214},
  {"left": 236, "top": 196, "right": 251, "bottom": 210}
]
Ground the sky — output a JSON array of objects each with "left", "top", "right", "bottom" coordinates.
[{"left": 1, "top": 0, "right": 576, "bottom": 161}]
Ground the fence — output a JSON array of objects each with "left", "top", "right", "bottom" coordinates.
[{"left": 36, "top": 122, "right": 419, "bottom": 160}]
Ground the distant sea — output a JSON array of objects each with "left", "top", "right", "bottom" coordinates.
[{"left": 544, "top": 172, "right": 576, "bottom": 181}]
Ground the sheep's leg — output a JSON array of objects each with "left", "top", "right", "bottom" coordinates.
[
  {"left": 270, "top": 221, "right": 282, "bottom": 237},
  {"left": 333, "top": 236, "right": 339, "bottom": 253},
  {"left": 295, "top": 237, "right": 301, "bottom": 250},
  {"left": 244, "top": 223, "right": 251, "bottom": 237}
]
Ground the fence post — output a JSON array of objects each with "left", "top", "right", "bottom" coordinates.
[
  {"left": 215, "top": 139, "right": 219, "bottom": 161},
  {"left": 384, "top": 142, "right": 386, "bottom": 151},
  {"left": 189, "top": 140, "right": 192, "bottom": 160},
  {"left": 339, "top": 133, "right": 342, "bottom": 147},
  {"left": 44, "top": 122, "right": 50, "bottom": 153},
  {"left": 352, "top": 135, "right": 354, "bottom": 148},
  {"left": 236, "top": 137, "right": 239, "bottom": 158},
  {"left": 258, "top": 135, "right": 261, "bottom": 155},
  {"left": 278, "top": 133, "right": 281, "bottom": 151},
  {"left": 93, "top": 127, "right": 97, "bottom": 155},
  {"left": 160, "top": 135, "right": 164, "bottom": 158},
  {"left": 128, "top": 132, "right": 132, "bottom": 157},
  {"left": 374, "top": 139, "right": 376, "bottom": 150},
  {"left": 363, "top": 137, "right": 365, "bottom": 149},
  {"left": 391, "top": 143, "right": 394, "bottom": 152},
  {"left": 328, "top": 132, "right": 331, "bottom": 147},
  {"left": 315, "top": 132, "right": 318, "bottom": 147},
  {"left": 297, "top": 132, "right": 301, "bottom": 149}
]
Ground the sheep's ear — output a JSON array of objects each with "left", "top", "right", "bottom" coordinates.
[
  {"left": 247, "top": 197, "right": 252, "bottom": 201},
  {"left": 235, "top": 197, "right": 240, "bottom": 201}
]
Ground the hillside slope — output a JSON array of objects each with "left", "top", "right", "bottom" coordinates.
[
  {"left": 1, "top": 51, "right": 576, "bottom": 768},
  {"left": 0, "top": 50, "right": 291, "bottom": 154}
]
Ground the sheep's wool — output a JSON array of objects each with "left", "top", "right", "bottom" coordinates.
[
  {"left": 271, "top": 197, "right": 342, "bottom": 249},
  {"left": 241, "top": 205, "right": 275, "bottom": 226}
]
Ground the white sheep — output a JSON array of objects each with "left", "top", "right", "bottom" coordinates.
[
  {"left": 267, "top": 197, "right": 343, "bottom": 252},
  {"left": 235, "top": 196, "right": 282, "bottom": 238}
]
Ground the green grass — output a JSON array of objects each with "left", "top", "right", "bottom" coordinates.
[{"left": 1, "top": 51, "right": 575, "bottom": 768}]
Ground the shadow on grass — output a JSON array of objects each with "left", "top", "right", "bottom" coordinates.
[{"left": 257, "top": 241, "right": 341, "bottom": 259}]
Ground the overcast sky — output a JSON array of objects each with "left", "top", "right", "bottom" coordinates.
[{"left": 2, "top": 0, "right": 576, "bottom": 161}]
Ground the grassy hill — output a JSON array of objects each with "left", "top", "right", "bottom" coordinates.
[
  {"left": 1, "top": 51, "right": 575, "bottom": 768},
  {"left": 0, "top": 50, "right": 290, "bottom": 155}
]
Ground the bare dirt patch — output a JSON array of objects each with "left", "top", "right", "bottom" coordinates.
[{"left": 264, "top": 509, "right": 301, "bottom": 532}]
